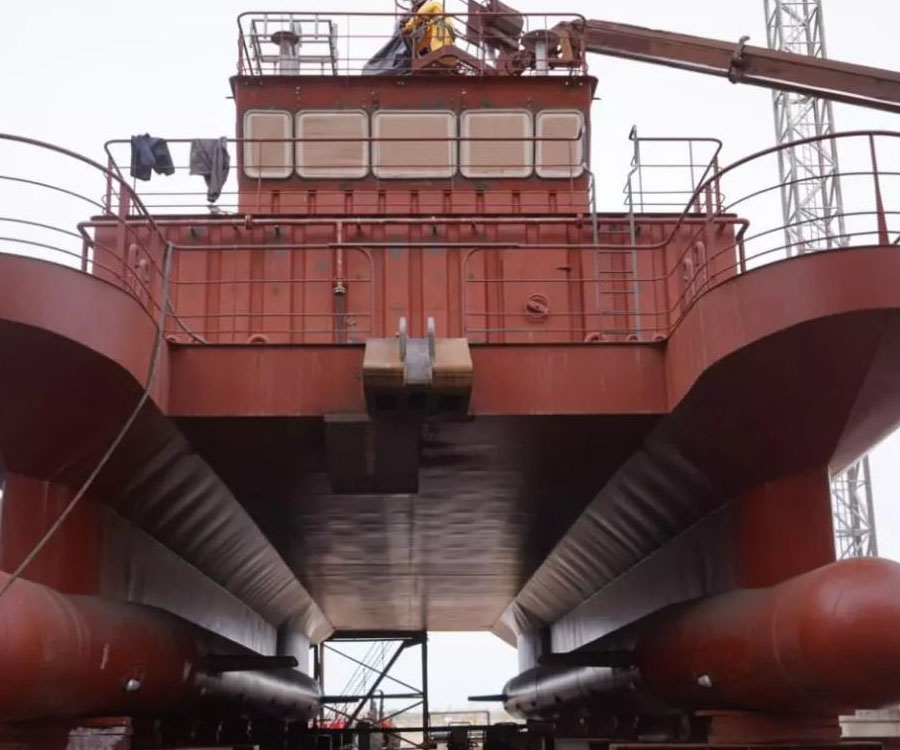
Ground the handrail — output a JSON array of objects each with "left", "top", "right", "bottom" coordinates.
[
  {"left": 0, "top": 132, "right": 204, "bottom": 342},
  {"left": 101, "top": 128, "right": 591, "bottom": 218},
  {"left": 623, "top": 127, "right": 724, "bottom": 215},
  {"left": 234, "top": 10, "right": 591, "bottom": 77},
  {"left": 0, "top": 130, "right": 895, "bottom": 345},
  {"left": 102, "top": 131, "right": 588, "bottom": 180}
]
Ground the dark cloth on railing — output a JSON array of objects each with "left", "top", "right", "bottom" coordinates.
[
  {"left": 362, "top": 20, "right": 414, "bottom": 75},
  {"left": 130, "top": 135, "right": 175, "bottom": 181},
  {"left": 189, "top": 138, "right": 230, "bottom": 203}
]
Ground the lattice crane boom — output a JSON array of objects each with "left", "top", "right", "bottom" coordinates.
[{"left": 763, "top": 0, "right": 878, "bottom": 560}]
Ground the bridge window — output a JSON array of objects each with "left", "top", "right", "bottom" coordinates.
[
  {"left": 535, "top": 110, "right": 585, "bottom": 178},
  {"left": 296, "top": 110, "right": 369, "bottom": 179},
  {"left": 243, "top": 110, "right": 293, "bottom": 179},
  {"left": 239, "top": 109, "right": 588, "bottom": 181},
  {"left": 372, "top": 110, "right": 457, "bottom": 179},
  {"left": 460, "top": 110, "right": 533, "bottom": 179}
]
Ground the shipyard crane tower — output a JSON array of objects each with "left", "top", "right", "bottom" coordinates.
[{"left": 764, "top": 0, "right": 878, "bottom": 559}]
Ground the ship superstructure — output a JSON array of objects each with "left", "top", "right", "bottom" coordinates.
[{"left": 1, "top": 3, "right": 900, "bottom": 749}]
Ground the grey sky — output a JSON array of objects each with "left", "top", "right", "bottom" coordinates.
[{"left": 1, "top": 0, "right": 898, "bottom": 711}]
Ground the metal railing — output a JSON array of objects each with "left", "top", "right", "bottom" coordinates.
[
  {"left": 461, "top": 130, "right": 897, "bottom": 341},
  {"left": 104, "top": 132, "right": 591, "bottom": 216},
  {"left": 240, "top": 14, "right": 340, "bottom": 75},
  {"left": 101, "top": 130, "right": 590, "bottom": 217},
  {"left": 0, "top": 134, "right": 172, "bottom": 322},
  {"left": 624, "top": 127, "right": 724, "bottom": 215},
  {"left": 236, "top": 9, "right": 589, "bottom": 77},
  {"left": 0, "top": 131, "right": 896, "bottom": 346},
  {"left": 0, "top": 134, "right": 204, "bottom": 343}
]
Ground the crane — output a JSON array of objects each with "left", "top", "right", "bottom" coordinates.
[
  {"left": 763, "top": 0, "right": 879, "bottom": 561},
  {"left": 547, "top": 16, "right": 900, "bottom": 113},
  {"left": 465, "top": 2, "right": 898, "bottom": 111}
]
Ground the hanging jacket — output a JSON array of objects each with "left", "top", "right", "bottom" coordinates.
[
  {"left": 130, "top": 135, "right": 175, "bottom": 181},
  {"left": 189, "top": 138, "right": 231, "bottom": 203}
]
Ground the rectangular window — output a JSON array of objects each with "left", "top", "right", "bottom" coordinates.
[
  {"left": 296, "top": 110, "right": 369, "bottom": 179},
  {"left": 243, "top": 110, "right": 293, "bottom": 179},
  {"left": 460, "top": 110, "right": 533, "bottom": 179},
  {"left": 535, "top": 110, "right": 585, "bottom": 179},
  {"left": 372, "top": 110, "right": 456, "bottom": 179}
]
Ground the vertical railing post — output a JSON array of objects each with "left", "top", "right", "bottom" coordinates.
[
  {"left": 104, "top": 156, "right": 114, "bottom": 215},
  {"left": 421, "top": 633, "right": 430, "bottom": 750},
  {"left": 162, "top": 242, "right": 174, "bottom": 339},
  {"left": 739, "top": 227, "right": 748, "bottom": 276},
  {"left": 116, "top": 187, "right": 132, "bottom": 291},
  {"left": 626, "top": 175, "right": 641, "bottom": 340},
  {"left": 869, "top": 134, "right": 890, "bottom": 246},
  {"left": 713, "top": 156, "right": 723, "bottom": 213}
]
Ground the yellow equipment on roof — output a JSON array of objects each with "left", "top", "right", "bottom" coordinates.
[{"left": 403, "top": 0, "right": 457, "bottom": 65}]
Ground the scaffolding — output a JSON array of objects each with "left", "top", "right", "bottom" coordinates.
[{"left": 316, "top": 632, "right": 431, "bottom": 750}]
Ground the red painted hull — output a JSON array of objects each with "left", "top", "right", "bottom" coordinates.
[
  {"left": 0, "top": 572, "right": 319, "bottom": 723},
  {"left": 638, "top": 558, "right": 900, "bottom": 713},
  {"left": 505, "top": 559, "right": 900, "bottom": 718}
]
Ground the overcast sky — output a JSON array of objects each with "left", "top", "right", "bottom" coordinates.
[{"left": 1, "top": 0, "right": 898, "bottom": 711}]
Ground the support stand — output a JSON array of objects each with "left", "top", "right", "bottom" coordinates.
[{"left": 317, "top": 631, "right": 431, "bottom": 749}]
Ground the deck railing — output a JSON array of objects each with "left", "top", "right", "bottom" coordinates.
[
  {"left": 100, "top": 130, "right": 591, "bottom": 217},
  {"left": 235, "top": 9, "right": 589, "bottom": 78},
  {"left": 0, "top": 131, "right": 896, "bottom": 345},
  {"left": 0, "top": 134, "right": 169, "bottom": 318}
]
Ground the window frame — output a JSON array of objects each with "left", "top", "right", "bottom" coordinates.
[
  {"left": 534, "top": 109, "right": 586, "bottom": 179},
  {"left": 242, "top": 109, "right": 294, "bottom": 180},
  {"left": 459, "top": 108, "right": 534, "bottom": 179},
  {"left": 295, "top": 109, "right": 371, "bottom": 180},
  {"left": 371, "top": 109, "right": 458, "bottom": 179}
]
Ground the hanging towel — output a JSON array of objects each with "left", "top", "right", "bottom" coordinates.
[
  {"left": 130, "top": 135, "right": 175, "bottom": 181},
  {"left": 189, "top": 137, "right": 231, "bottom": 203}
]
